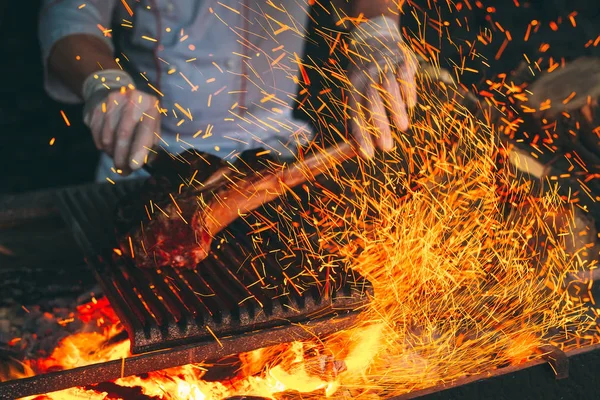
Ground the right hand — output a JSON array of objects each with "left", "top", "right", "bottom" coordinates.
[
  {"left": 344, "top": 16, "right": 418, "bottom": 159},
  {"left": 83, "top": 78, "right": 160, "bottom": 174}
]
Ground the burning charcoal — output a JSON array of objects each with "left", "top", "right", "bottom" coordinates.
[
  {"left": 65, "top": 318, "right": 84, "bottom": 334},
  {"left": 0, "top": 342, "right": 23, "bottom": 361},
  {"left": 201, "top": 354, "right": 242, "bottom": 382},
  {"left": 21, "top": 306, "right": 42, "bottom": 332},
  {"left": 35, "top": 313, "right": 62, "bottom": 337},
  {"left": 46, "top": 298, "right": 72, "bottom": 310},
  {"left": 37, "top": 331, "right": 70, "bottom": 357},
  {"left": 223, "top": 397, "right": 271, "bottom": 400},
  {"left": 103, "top": 330, "right": 129, "bottom": 347},
  {"left": 76, "top": 285, "right": 103, "bottom": 305},
  {"left": 0, "top": 320, "right": 10, "bottom": 344},
  {"left": 50, "top": 307, "right": 70, "bottom": 319},
  {"left": 305, "top": 354, "right": 347, "bottom": 380},
  {"left": 0, "top": 341, "right": 31, "bottom": 382},
  {"left": 85, "top": 382, "right": 161, "bottom": 400},
  {"left": 0, "top": 357, "right": 32, "bottom": 382}
]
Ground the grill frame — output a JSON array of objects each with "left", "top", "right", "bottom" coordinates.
[
  {"left": 0, "top": 312, "right": 359, "bottom": 400},
  {"left": 56, "top": 180, "right": 372, "bottom": 354}
]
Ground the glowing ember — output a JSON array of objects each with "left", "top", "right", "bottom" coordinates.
[{"left": 7, "top": 298, "right": 379, "bottom": 399}]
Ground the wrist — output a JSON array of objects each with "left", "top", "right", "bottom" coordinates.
[
  {"left": 82, "top": 69, "right": 135, "bottom": 103},
  {"left": 349, "top": 15, "right": 401, "bottom": 43}
]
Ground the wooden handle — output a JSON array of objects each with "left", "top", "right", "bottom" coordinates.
[
  {"left": 204, "top": 142, "right": 356, "bottom": 238},
  {"left": 280, "top": 142, "right": 355, "bottom": 188}
]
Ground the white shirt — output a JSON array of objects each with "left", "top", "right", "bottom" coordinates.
[{"left": 39, "top": 0, "right": 314, "bottom": 167}]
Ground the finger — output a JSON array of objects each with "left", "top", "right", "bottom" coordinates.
[
  {"left": 88, "top": 105, "right": 104, "bottom": 150},
  {"left": 101, "top": 91, "right": 126, "bottom": 156},
  {"left": 348, "top": 70, "right": 376, "bottom": 159},
  {"left": 129, "top": 100, "right": 160, "bottom": 170},
  {"left": 151, "top": 103, "right": 162, "bottom": 148},
  {"left": 349, "top": 91, "right": 375, "bottom": 159},
  {"left": 383, "top": 75, "right": 409, "bottom": 132},
  {"left": 367, "top": 85, "right": 394, "bottom": 152},
  {"left": 397, "top": 59, "right": 418, "bottom": 108},
  {"left": 113, "top": 91, "right": 146, "bottom": 171}
]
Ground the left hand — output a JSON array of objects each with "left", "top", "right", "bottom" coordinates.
[{"left": 345, "top": 16, "right": 418, "bottom": 158}]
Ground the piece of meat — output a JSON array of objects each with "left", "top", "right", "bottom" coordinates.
[
  {"left": 114, "top": 148, "right": 230, "bottom": 269},
  {"left": 115, "top": 143, "right": 354, "bottom": 269}
]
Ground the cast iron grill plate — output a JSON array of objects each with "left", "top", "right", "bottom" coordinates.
[{"left": 56, "top": 180, "right": 371, "bottom": 354}]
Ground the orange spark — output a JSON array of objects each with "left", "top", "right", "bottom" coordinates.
[
  {"left": 59, "top": 110, "right": 71, "bottom": 126},
  {"left": 120, "top": 0, "right": 133, "bottom": 17}
]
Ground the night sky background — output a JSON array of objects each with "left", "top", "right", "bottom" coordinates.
[{"left": 0, "top": 0, "right": 599, "bottom": 195}]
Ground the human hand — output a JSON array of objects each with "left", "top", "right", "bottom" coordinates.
[
  {"left": 346, "top": 16, "right": 418, "bottom": 158},
  {"left": 82, "top": 70, "right": 161, "bottom": 174}
]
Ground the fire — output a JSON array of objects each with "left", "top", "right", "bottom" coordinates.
[
  {"left": 11, "top": 302, "right": 381, "bottom": 399},
  {"left": 304, "top": 63, "right": 596, "bottom": 396},
  {"left": 35, "top": 327, "right": 129, "bottom": 372}
]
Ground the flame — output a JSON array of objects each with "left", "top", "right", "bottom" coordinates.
[
  {"left": 18, "top": 327, "right": 349, "bottom": 399},
  {"left": 7, "top": 297, "right": 385, "bottom": 399},
  {"left": 35, "top": 326, "right": 129, "bottom": 372}
]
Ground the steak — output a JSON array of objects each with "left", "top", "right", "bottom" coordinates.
[
  {"left": 114, "top": 148, "right": 276, "bottom": 269},
  {"left": 115, "top": 144, "right": 355, "bottom": 269},
  {"left": 112, "top": 62, "right": 484, "bottom": 270}
]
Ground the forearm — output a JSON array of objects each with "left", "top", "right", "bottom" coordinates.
[
  {"left": 47, "top": 34, "right": 119, "bottom": 99},
  {"left": 337, "top": 0, "right": 417, "bottom": 158},
  {"left": 349, "top": 0, "right": 400, "bottom": 22},
  {"left": 329, "top": 0, "right": 400, "bottom": 29}
]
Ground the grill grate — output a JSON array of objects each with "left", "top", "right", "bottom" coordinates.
[{"left": 56, "top": 180, "right": 371, "bottom": 354}]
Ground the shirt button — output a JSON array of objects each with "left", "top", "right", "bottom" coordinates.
[{"left": 225, "top": 59, "right": 235, "bottom": 69}]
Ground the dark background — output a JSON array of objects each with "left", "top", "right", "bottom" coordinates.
[
  {"left": 1, "top": 0, "right": 599, "bottom": 195},
  {"left": 0, "top": 1, "right": 97, "bottom": 194}
]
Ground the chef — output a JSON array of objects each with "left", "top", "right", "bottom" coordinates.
[{"left": 39, "top": 0, "right": 417, "bottom": 181}]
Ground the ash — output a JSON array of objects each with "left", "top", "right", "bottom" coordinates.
[{"left": 0, "top": 284, "right": 102, "bottom": 362}]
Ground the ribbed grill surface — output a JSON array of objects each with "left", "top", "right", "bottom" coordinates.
[{"left": 57, "top": 181, "right": 371, "bottom": 354}]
